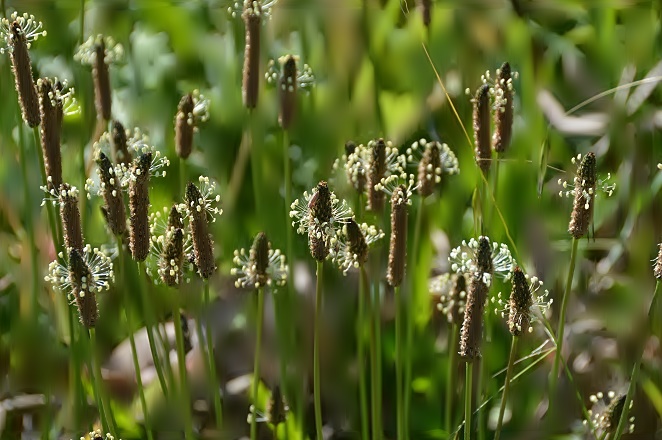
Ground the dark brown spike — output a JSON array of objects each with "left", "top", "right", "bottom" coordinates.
[
  {"left": 252, "top": 232, "right": 270, "bottom": 287},
  {"left": 175, "top": 93, "right": 195, "bottom": 159},
  {"left": 417, "top": 141, "right": 441, "bottom": 197},
  {"left": 37, "top": 78, "right": 62, "bottom": 190},
  {"left": 493, "top": 62, "right": 513, "bottom": 153},
  {"left": 420, "top": 0, "right": 432, "bottom": 27},
  {"left": 93, "top": 39, "right": 112, "bottom": 121},
  {"left": 186, "top": 182, "right": 216, "bottom": 278},
  {"left": 9, "top": 21, "right": 40, "bottom": 127},
  {"left": 111, "top": 120, "right": 132, "bottom": 165},
  {"left": 459, "top": 275, "right": 488, "bottom": 361},
  {"left": 655, "top": 243, "right": 662, "bottom": 280},
  {"left": 279, "top": 55, "right": 297, "bottom": 130},
  {"left": 267, "top": 385, "right": 287, "bottom": 426},
  {"left": 129, "top": 153, "right": 152, "bottom": 261},
  {"left": 476, "top": 236, "right": 493, "bottom": 275},
  {"left": 346, "top": 219, "right": 368, "bottom": 267},
  {"left": 344, "top": 140, "right": 356, "bottom": 157},
  {"left": 96, "top": 152, "right": 126, "bottom": 236},
  {"left": 308, "top": 181, "right": 332, "bottom": 261},
  {"left": 602, "top": 394, "right": 626, "bottom": 433},
  {"left": 473, "top": 84, "right": 491, "bottom": 175},
  {"left": 508, "top": 267, "right": 532, "bottom": 336},
  {"left": 387, "top": 185, "right": 408, "bottom": 287},
  {"left": 168, "top": 204, "right": 184, "bottom": 230},
  {"left": 367, "top": 139, "right": 386, "bottom": 212},
  {"left": 59, "top": 184, "right": 83, "bottom": 252},
  {"left": 161, "top": 228, "right": 184, "bottom": 287},
  {"left": 68, "top": 249, "right": 99, "bottom": 329},
  {"left": 242, "top": 1, "right": 261, "bottom": 109},
  {"left": 448, "top": 274, "right": 467, "bottom": 325},
  {"left": 569, "top": 152, "right": 596, "bottom": 239}
]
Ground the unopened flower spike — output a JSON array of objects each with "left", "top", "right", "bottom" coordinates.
[
  {"left": 406, "top": 138, "right": 459, "bottom": 196},
  {"left": 491, "top": 62, "right": 516, "bottom": 153},
  {"left": 558, "top": 152, "right": 615, "bottom": 238},
  {"left": 471, "top": 84, "right": 491, "bottom": 175},
  {"left": 232, "top": 232, "right": 288, "bottom": 288},
  {"left": 39, "top": 183, "right": 84, "bottom": 252},
  {"left": 449, "top": 236, "right": 516, "bottom": 287},
  {"left": 329, "top": 218, "right": 384, "bottom": 275},
  {"left": 175, "top": 90, "right": 210, "bottom": 159},
  {"left": 387, "top": 185, "right": 409, "bottom": 287},
  {"left": 432, "top": 273, "right": 467, "bottom": 325},
  {"left": 584, "top": 390, "right": 634, "bottom": 436},
  {"left": 331, "top": 140, "right": 368, "bottom": 193},
  {"left": 491, "top": 267, "right": 553, "bottom": 335}
]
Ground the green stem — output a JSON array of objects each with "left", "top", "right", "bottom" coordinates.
[
  {"left": 79, "top": 0, "right": 85, "bottom": 42},
  {"left": 204, "top": 279, "right": 224, "bottom": 428},
  {"left": 357, "top": 267, "right": 369, "bottom": 440},
  {"left": 173, "top": 305, "right": 195, "bottom": 440},
  {"left": 124, "top": 308, "right": 154, "bottom": 440},
  {"left": 445, "top": 323, "right": 459, "bottom": 431},
  {"left": 313, "top": 261, "right": 324, "bottom": 440},
  {"left": 67, "top": 302, "right": 83, "bottom": 427},
  {"left": 494, "top": 336, "right": 519, "bottom": 440},
  {"left": 248, "top": 111, "right": 263, "bottom": 219},
  {"left": 550, "top": 237, "right": 579, "bottom": 400},
  {"left": 251, "top": 287, "right": 265, "bottom": 440},
  {"left": 367, "top": 268, "right": 379, "bottom": 440},
  {"left": 374, "top": 277, "right": 383, "bottom": 438},
  {"left": 395, "top": 285, "right": 405, "bottom": 440},
  {"left": 489, "top": 153, "right": 501, "bottom": 227},
  {"left": 465, "top": 363, "right": 473, "bottom": 440},
  {"left": 179, "top": 157, "right": 187, "bottom": 200},
  {"left": 89, "top": 328, "right": 117, "bottom": 434},
  {"left": 614, "top": 280, "right": 662, "bottom": 440},
  {"left": 33, "top": 127, "right": 63, "bottom": 251}
]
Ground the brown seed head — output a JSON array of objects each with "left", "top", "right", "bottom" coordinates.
[
  {"left": 37, "top": 78, "right": 62, "bottom": 190},
  {"left": 476, "top": 236, "right": 493, "bottom": 275},
  {"left": 459, "top": 274, "right": 488, "bottom": 361},
  {"left": 242, "top": 0, "right": 261, "bottom": 109},
  {"left": 602, "top": 394, "right": 626, "bottom": 433},
  {"left": 387, "top": 185, "right": 408, "bottom": 287},
  {"left": 448, "top": 274, "right": 467, "bottom": 325},
  {"left": 508, "top": 266, "right": 532, "bottom": 336},
  {"left": 161, "top": 227, "right": 184, "bottom": 287},
  {"left": 9, "top": 21, "right": 40, "bottom": 127},
  {"left": 180, "top": 311, "right": 193, "bottom": 353},
  {"left": 59, "top": 184, "right": 83, "bottom": 252},
  {"left": 474, "top": 84, "right": 491, "bottom": 175},
  {"left": 420, "top": 0, "right": 432, "bottom": 27},
  {"left": 493, "top": 62, "right": 513, "bottom": 153},
  {"left": 367, "top": 139, "right": 387, "bottom": 212},
  {"left": 129, "top": 153, "right": 152, "bottom": 261},
  {"left": 267, "top": 385, "right": 287, "bottom": 426},
  {"left": 344, "top": 140, "right": 356, "bottom": 156},
  {"left": 111, "top": 120, "right": 132, "bottom": 165},
  {"left": 186, "top": 182, "right": 216, "bottom": 278},
  {"left": 346, "top": 218, "right": 369, "bottom": 267},
  {"left": 569, "top": 152, "right": 596, "bottom": 238},
  {"left": 175, "top": 93, "right": 195, "bottom": 159},
  {"left": 308, "top": 181, "right": 332, "bottom": 261},
  {"left": 252, "top": 232, "right": 270, "bottom": 287},
  {"left": 418, "top": 141, "right": 442, "bottom": 197},
  {"left": 93, "top": 39, "right": 111, "bottom": 120},
  {"left": 168, "top": 204, "right": 184, "bottom": 230},
  {"left": 279, "top": 55, "right": 297, "bottom": 129},
  {"left": 68, "top": 249, "right": 99, "bottom": 328},
  {"left": 655, "top": 243, "right": 662, "bottom": 280},
  {"left": 96, "top": 152, "right": 126, "bottom": 236}
]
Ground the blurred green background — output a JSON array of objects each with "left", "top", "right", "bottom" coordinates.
[{"left": 0, "top": 0, "right": 661, "bottom": 439}]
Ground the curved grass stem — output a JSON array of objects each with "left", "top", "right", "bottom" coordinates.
[
  {"left": 494, "top": 336, "right": 519, "bottom": 440},
  {"left": 89, "top": 328, "right": 116, "bottom": 434},
  {"left": 250, "top": 287, "right": 265, "bottom": 440},
  {"left": 173, "top": 305, "right": 195, "bottom": 440},
  {"left": 314, "top": 261, "right": 324, "bottom": 440}
]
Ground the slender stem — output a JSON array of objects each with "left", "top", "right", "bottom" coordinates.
[
  {"left": 374, "top": 276, "right": 383, "bottom": 438},
  {"left": 203, "top": 279, "right": 224, "bottom": 428},
  {"left": 313, "top": 261, "right": 324, "bottom": 440},
  {"left": 464, "top": 363, "right": 473, "bottom": 440},
  {"left": 251, "top": 287, "right": 265, "bottom": 440},
  {"left": 599, "top": 432, "right": 609, "bottom": 440},
  {"left": 395, "top": 285, "right": 405, "bottom": 440},
  {"left": 173, "top": 305, "right": 195, "bottom": 440},
  {"left": 179, "top": 157, "right": 187, "bottom": 199},
  {"left": 367, "top": 267, "right": 379, "bottom": 440},
  {"left": 67, "top": 301, "right": 83, "bottom": 426},
  {"left": 248, "top": 111, "right": 263, "bottom": 219},
  {"left": 550, "top": 237, "right": 579, "bottom": 399},
  {"left": 33, "top": 127, "right": 62, "bottom": 251},
  {"left": 445, "top": 323, "right": 459, "bottom": 431},
  {"left": 489, "top": 152, "right": 501, "bottom": 227},
  {"left": 614, "top": 280, "right": 662, "bottom": 440},
  {"left": 477, "top": 357, "right": 485, "bottom": 440},
  {"left": 357, "top": 267, "right": 369, "bottom": 440},
  {"left": 79, "top": 0, "right": 85, "bottom": 43},
  {"left": 89, "top": 328, "right": 116, "bottom": 434},
  {"left": 494, "top": 336, "right": 519, "bottom": 440},
  {"left": 124, "top": 308, "right": 154, "bottom": 440}
]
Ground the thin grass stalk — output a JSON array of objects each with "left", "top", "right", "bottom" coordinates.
[
  {"left": 465, "top": 362, "right": 473, "bottom": 440},
  {"left": 614, "top": 280, "right": 662, "bottom": 439},
  {"left": 445, "top": 323, "right": 459, "bottom": 431},
  {"left": 173, "top": 305, "right": 195, "bottom": 440},
  {"left": 366, "top": 267, "right": 379, "bottom": 440},
  {"left": 179, "top": 157, "right": 186, "bottom": 200},
  {"left": 374, "top": 278, "right": 383, "bottom": 439},
  {"left": 248, "top": 111, "right": 263, "bottom": 219},
  {"left": 67, "top": 298, "right": 83, "bottom": 426},
  {"left": 79, "top": 0, "right": 85, "bottom": 44},
  {"left": 314, "top": 260, "right": 324, "bottom": 440},
  {"left": 494, "top": 336, "right": 519, "bottom": 440},
  {"left": 204, "top": 279, "right": 224, "bottom": 428},
  {"left": 136, "top": 261, "right": 170, "bottom": 398},
  {"left": 489, "top": 153, "right": 501, "bottom": 226},
  {"left": 477, "top": 357, "right": 485, "bottom": 440},
  {"left": 89, "top": 328, "right": 116, "bottom": 434},
  {"left": 357, "top": 266, "right": 369, "bottom": 440},
  {"left": 550, "top": 237, "right": 579, "bottom": 397},
  {"left": 124, "top": 307, "right": 154, "bottom": 440},
  {"left": 33, "top": 127, "right": 63, "bottom": 249},
  {"left": 250, "top": 287, "right": 265, "bottom": 440},
  {"left": 395, "top": 285, "right": 405, "bottom": 440}
]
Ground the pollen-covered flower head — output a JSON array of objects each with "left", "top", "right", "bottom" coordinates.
[
  {"left": 45, "top": 245, "right": 114, "bottom": 328},
  {"left": 559, "top": 152, "right": 615, "bottom": 239},
  {"left": 147, "top": 204, "right": 192, "bottom": 286},
  {"left": 433, "top": 273, "right": 466, "bottom": 325},
  {"left": 228, "top": 0, "right": 277, "bottom": 19},
  {"left": 85, "top": 152, "right": 127, "bottom": 236},
  {"left": 449, "top": 236, "right": 516, "bottom": 287},
  {"left": 129, "top": 153, "right": 153, "bottom": 262},
  {"left": 266, "top": 54, "right": 314, "bottom": 129},
  {"left": 86, "top": 429, "right": 118, "bottom": 440},
  {"left": 37, "top": 77, "right": 78, "bottom": 117},
  {"left": 387, "top": 184, "right": 410, "bottom": 287},
  {"left": 232, "top": 232, "right": 288, "bottom": 288},
  {"left": 375, "top": 172, "right": 418, "bottom": 205},
  {"left": 584, "top": 390, "right": 634, "bottom": 436},
  {"left": 247, "top": 383, "right": 290, "bottom": 427},
  {"left": 459, "top": 272, "right": 488, "bottom": 361},
  {"left": 491, "top": 266, "right": 552, "bottom": 336},
  {"left": 175, "top": 90, "right": 210, "bottom": 159},
  {"left": 491, "top": 62, "right": 516, "bottom": 153},
  {"left": 366, "top": 138, "right": 406, "bottom": 212},
  {"left": 182, "top": 175, "right": 223, "bottom": 222},
  {"left": 0, "top": 12, "right": 47, "bottom": 53},
  {"left": 406, "top": 138, "right": 459, "bottom": 197},
  {"left": 185, "top": 179, "right": 219, "bottom": 279},
  {"left": 290, "top": 181, "right": 353, "bottom": 261},
  {"left": 330, "top": 219, "right": 384, "bottom": 274},
  {"left": 58, "top": 184, "right": 84, "bottom": 253},
  {"left": 472, "top": 83, "right": 491, "bottom": 175}
]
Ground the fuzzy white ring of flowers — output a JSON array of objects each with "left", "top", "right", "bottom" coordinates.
[
  {"left": 82, "top": 429, "right": 121, "bottom": 440},
  {"left": 229, "top": 0, "right": 278, "bottom": 19},
  {"left": 231, "top": 246, "right": 288, "bottom": 289},
  {"left": 406, "top": 138, "right": 460, "bottom": 178},
  {"left": 375, "top": 172, "right": 418, "bottom": 203},
  {"left": 583, "top": 389, "right": 634, "bottom": 436},
  {"left": 431, "top": 274, "right": 466, "bottom": 323},
  {"left": 558, "top": 153, "right": 615, "bottom": 209},
  {"left": 36, "top": 77, "right": 80, "bottom": 116},
  {"left": 491, "top": 273, "right": 553, "bottom": 334},
  {"left": 333, "top": 140, "right": 406, "bottom": 192},
  {"left": 181, "top": 89, "right": 210, "bottom": 128},
  {"left": 0, "top": 12, "right": 47, "bottom": 53},
  {"left": 184, "top": 176, "right": 223, "bottom": 222},
  {"left": 290, "top": 187, "right": 353, "bottom": 239},
  {"left": 329, "top": 221, "right": 384, "bottom": 274},
  {"left": 265, "top": 56, "right": 315, "bottom": 92},
  {"left": 448, "top": 236, "right": 516, "bottom": 287},
  {"left": 145, "top": 204, "right": 193, "bottom": 285},
  {"left": 40, "top": 178, "right": 79, "bottom": 207},
  {"left": 74, "top": 34, "right": 123, "bottom": 65},
  {"left": 45, "top": 244, "right": 114, "bottom": 302},
  {"left": 464, "top": 68, "right": 519, "bottom": 112}
]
